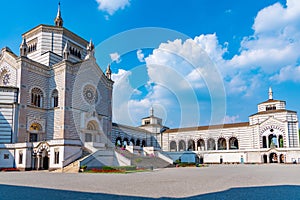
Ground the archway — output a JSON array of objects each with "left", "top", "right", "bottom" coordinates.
[
  {"left": 123, "top": 138, "right": 129, "bottom": 147},
  {"left": 279, "top": 154, "right": 285, "bottom": 163},
  {"left": 29, "top": 122, "right": 43, "bottom": 142},
  {"left": 130, "top": 138, "right": 135, "bottom": 146},
  {"left": 262, "top": 136, "right": 267, "bottom": 148},
  {"left": 207, "top": 138, "right": 216, "bottom": 150},
  {"left": 263, "top": 154, "right": 268, "bottom": 163},
  {"left": 178, "top": 140, "right": 186, "bottom": 151},
  {"left": 269, "top": 134, "right": 277, "bottom": 148},
  {"left": 218, "top": 138, "right": 226, "bottom": 150},
  {"left": 115, "top": 136, "right": 122, "bottom": 147},
  {"left": 170, "top": 141, "right": 177, "bottom": 151},
  {"left": 34, "top": 143, "right": 50, "bottom": 170},
  {"left": 187, "top": 140, "right": 195, "bottom": 151},
  {"left": 197, "top": 139, "right": 205, "bottom": 151},
  {"left": 141, "top": 140, "right": 146, "bottom": 147},
  {"left": 42, "top": 149, "right": 49, "bottom": 170},
  {"left": 136, "top": 139, "right": 141, "bottom": 146},
  {"left": 269, "top": 152, "right": 278, "bottom": 163},
  {"left": 278, "top": 135, "right": 283, "bottom": 148},
  {"left": 229, "top": 137, "right": 238, "bottom": 150}
]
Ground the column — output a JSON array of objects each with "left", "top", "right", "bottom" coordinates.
[{"left": 37, "top": 155, "right": 41, "bottom": 170}]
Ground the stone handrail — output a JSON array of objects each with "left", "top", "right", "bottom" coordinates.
[
  {"left": 62, "top": 149, "right": 82, "bottom": 167},
  {"left": 155, "top": 151, "right": 173, "bottom": 164},
  {"left": 115, "top": 151, "right": 131, "bottom": 166}
]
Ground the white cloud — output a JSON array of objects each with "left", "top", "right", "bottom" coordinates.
[
  {"left": 271, "top": 65, "right": 300, "bottom": 83},
  {"left": 96, "top": 0, "right": 130, "bottom": 15},
  {"left": 223, "top": 115, "right": 240, "bottom": 123},
  {"left": 111, "top": 69, "right": 128, "bottom": 83},
  {"left": 110, "top": 52, "right": 121, "bottom": 63},
  {"left": 136, "top": 49, "right": 145, "bottom": 62},
  {"left": 231, "top": 0, "right": 300, "bottom": 75}
]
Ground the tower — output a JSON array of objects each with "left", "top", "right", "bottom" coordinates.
[
  {"left": 20, "top": 37, "right": 28, "bottom": 57},
  {"left": 106, "top": 64, "right": 112, "bottom": 80},
  {"left": 269, "top": 87, "right": 273, "bottom": 100},
  {"left": 85, "top": 39, "right": 95, "bottom": 59},
  {"left": 63, "top": 40, "right": 70, "bottom": 60},
  {"left": 150, "top": 106, "right": 154, "bottom": 116},
  {"left": 54, "top": 2, "right": 63, "bottom": 27}
]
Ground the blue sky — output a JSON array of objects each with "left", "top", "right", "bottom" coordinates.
[{"left": 1, "top": 0, "right": 300, "bottom": 128}]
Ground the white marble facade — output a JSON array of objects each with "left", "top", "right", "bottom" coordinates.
[
  {"left": 1, "top": 5, "right": 300, "bottom": 171},
  {"left": 0, "top": 5, "right": 113, "bottom": 170},
  {"left": 162, "top": 88, "right": 300, "bottom": 164}
]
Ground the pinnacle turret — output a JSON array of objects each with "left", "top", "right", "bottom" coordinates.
[{"left": 54, "top": 2, "right": 63, "bottom": 27}]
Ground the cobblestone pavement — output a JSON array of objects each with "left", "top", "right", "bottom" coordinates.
[{"left": 1, "top": 165, "right": 300, "bottom": 199}]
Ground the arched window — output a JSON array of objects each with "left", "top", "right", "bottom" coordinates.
[
  {"left": 130, "top": 138, "right": 135, "bottom": 146},
  {"left": 218, "top": 138, "right": 227, "bottom": 150},
  {"left": 170, "top": 141, "right": 177, "bottom": 151},
  {"left": 136, "top": 139, "right": 141, "bottom": 146},
  {"left": 29, "top": 122, "right": 42, "bottom": 142},
  {"left": 187, "top": 139, "right": 195, "bottom": 151},
  {"left": 115, "top": 137, "right": 122, "bottom": 146},
  {"left": 31, "top": 87, "right": 43, "bottom": 107},
  {"left": 269, "top": 134, "right": 277, "bottom": 148},
  {"left": 87, "top": 121, "right": 97, "bottom": 130},
  {"left": 141, "top": 140, "right": 146, "bottom": 147},
  {"left": 51, "top": 89, "right": 59, "bottom": 107},
  {"left": 197, "top": 139, "right": 205, "bottom": 151},
  {"left": 262, "top": 136, "right": 267, "bottom": 148},
  {"left": 0, "top": 70, "right": 10, "bottom": 86},
  {"left": 278, "top": 135, "right": 284, "bottom": 148},
  {"left": 29, "top": 123, "right": 42, "bottom": 131},
  {"left": 207, "top": 138, "right": 216, "bottom": 150},
  {"left": 178, "top": 140, "right": 186, "bottom": 151},
  {"left": 229, "top": 137, "right": 239, "bottom": 150},
  {"left": 124, "top": 138, "right": 129, "bottom": 146}
]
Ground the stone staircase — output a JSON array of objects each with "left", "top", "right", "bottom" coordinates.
[
  {"left": 115, "top": 148, "right": 173, "bottom": 169},
  {"left": 52, "top": 148, "right": 91, "bottom": 173}
]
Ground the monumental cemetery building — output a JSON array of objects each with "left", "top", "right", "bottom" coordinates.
[
  {"left": 162, "top": 88, "right": 300, "bottom": 164},
  {"left": 0, "top": 5, "right": 300, "bottom": 171},
  {"left": 0, "top": 5, "right": 114, "bottom": 170}
]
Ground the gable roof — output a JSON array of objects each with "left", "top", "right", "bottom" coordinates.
[
  {"left": 249, "top": 109, "right": 296, "bottom": 117},
  {"left": 164, "top": 122, "right": 249, "bottom": 134}
]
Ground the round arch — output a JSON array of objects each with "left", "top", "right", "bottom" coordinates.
[
  {"left": 115, "top": 136, "right": 122, "bottom": 146},
  {"left": 269, "top": 152, "right": 278, "bottom": 163},
  {"left": 229, "top": 137, "right": 239, "bottom": 150},
  {"left": 197, "top": 139, "right": 205, "bottom": 151},
  {"left": 207, "top": 138, "right": 216, "bottom": 150},
  {"left": 136, "top": 139, "right": 141, "bottom": 147},
  {"left": 187, "top": 139, "right": 195, "bottom": 151},
  {"left": 217, "top": 138, "right": 227, "bottom": 150},
  {"left": 130, "top": 138, "right": 135, "bottom": 146},
  {"left": 170, "top": 141, "right": 177, "bottom": 151},
  {"left": 29, "top": 122, "right": 43, "bottom": 142},
  {"left": 261, "top": 126, "right": 285, "bottom": 148},
  {"left": 178, "top": 140, "right": 186, "bottom": 151}
]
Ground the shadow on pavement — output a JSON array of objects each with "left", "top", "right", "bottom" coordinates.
[{"left": 0, "top": 184, "right": 299, "bottom": 200}]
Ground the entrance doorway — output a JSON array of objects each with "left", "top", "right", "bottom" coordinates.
[
  {"left": 269, "top": 153, "right": 278, "bottom": 163},
  {"left": 263, "top": 154, "right": 268, "bottom": 163},
  {"left": 279, "top": 154, "right": 285, "bottom": 163},
  {"left": 41, "top": 149, "right": 49, "bottom": 170}
]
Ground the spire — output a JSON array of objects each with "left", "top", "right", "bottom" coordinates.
[
  {"left": 54, "top": 1, "right": 63, "bottom": 27},
  {"left": 20, "top": 37, "right": 28, "bottom": 57},
  {"left": 106, "top": 64, "right": 112, "bottom": 79},
  {"left": 150, "top": 106, "right": 154, "bottom": 116},
  {"left": 63, "top": 41, "right": 70, "bottom": 60},
  {"left": 85, "top": 39, "right": 95, "bottom": 59},
  {"left": 268, "top": 87, "right": 273, "bottom": 100}
]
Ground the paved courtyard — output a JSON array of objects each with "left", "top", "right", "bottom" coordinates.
[{"left": 1, "top": 165, "right": 300, "bottom": 199}]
